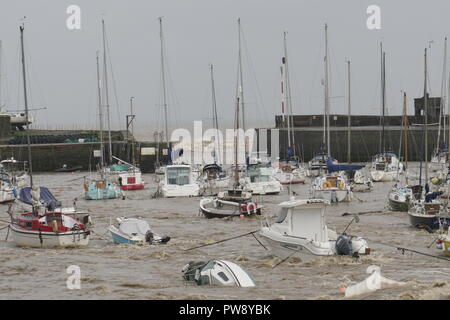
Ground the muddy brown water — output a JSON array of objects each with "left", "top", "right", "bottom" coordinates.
[{"left": 0, "top": 169, "right": 449, "bottom": 300}]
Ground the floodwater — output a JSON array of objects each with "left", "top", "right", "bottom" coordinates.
[{"left": 0, "top": 167, "right": 449, "bottom": 300}]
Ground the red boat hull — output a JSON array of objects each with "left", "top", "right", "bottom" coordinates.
[{"left": 121, "top": 184, "right": 145, "bottom": 191}]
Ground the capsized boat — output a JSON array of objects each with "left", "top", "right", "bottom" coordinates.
[
  {"left": 160, "top": 164, "right": 200, "bottom": 197},
  {"left": 260, "top": 198, "right": 370, "bottom": 261},
  {"left": 182, "top": 260, "right": 256, "bottom": 287},
  {"left": 109, "top": 217, "right": 170, "bottom": 245},
  {"left": 242, "top": 164, "right": 282, "bottom": 195},
  {"left": 199, "top": 197, "right": 261, "bottom": 219}
]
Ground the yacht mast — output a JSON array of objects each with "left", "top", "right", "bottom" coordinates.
[
  {"left": 237, "top": 18, "right": 247, "bottom": 159},
  {"left": 403, "top": 92, "right": 408, "bottom": 185},
  {"left": 234, "top": 96, "right": 240, "bottom": 187},
  {"left": 96, "top": 51, "right": 105, "bottom": 177},
  {"left": 20, "top": 25, "right": 33, "bottom": 187},
  {"left": 381, "top": 49, "right": 386, "bottom": 154},
  {"left": 102, "top": 19, "right": 113, "bottom": 164},
  {"left": 347, "top": 60, "right": 351, "bottom": 163},
  {"left": 159, "top": 17, "right": 169, "bottom": 151},
  {"left": 324, "top": 24, "right": 330, "bottom": 156},
  {"left": 424, "top": 48, "right": 428, "bottom": 184},
  {"left": 283, "top": 31, "right": 295, "bottom": 157},
  {"left": 210, "top": 64, "right": 221, "bottom": 164}
]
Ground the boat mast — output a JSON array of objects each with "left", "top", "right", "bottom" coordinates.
[
  {"left": 403, "top": 92, "right": 408, "bottom": 185},
  {"left": 159, "top": 17, "right": 169, "bottom": 152},
  {"left": 381, "top": 48, "right": 386, "bottom": 154},
  {"left": 424, "top": 48, "right": 428, "bottom": 184},
  {"left": 324, "top": 24, "right": 330, "bottom": 156},
  {"left": 210, "top": 64, "right": 221, "bottom": 164},
  {"left": 130, "top": 96, "right": 135, "bottom": 165},
  {"left": 20, "top": 25, "right": 33, "bottom": 187},
  {"left": 347, "top": 60, "right": 351, "bottom": 163},
  {"left": 234, "top": 96, "right": 240, "bottom": 188},
  {"left": 102, "top": 19, "right": 113, "bottom": 164},
  {"left": 283, "top": 31, "right": 295, "bottom": 157},
  {"left": 96, "top": 51, "right": 105, "bottom": 177},
  {"left": 237, "top": 18, "right": 247, "bottom": 160},
  {"left": 0, "top": 40, "right": 2, "bottom": 110},
  {"left": 442, "top": 37, "right": 448, "bottom": 145}
]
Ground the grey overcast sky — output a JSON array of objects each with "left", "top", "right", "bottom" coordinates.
[{"left": 0, "top": 0, "right": 449, "bottom": 139}]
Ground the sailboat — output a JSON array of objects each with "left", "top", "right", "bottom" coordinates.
[
  {"left": 430, "top": 37, "right": 448, "bottom": 172},
  {"left": 310, "top": 24, "right": 353, "bottom": 203},
  {"left": 370, "top": 45, "right": 404, "bottom": 182},
  {"left": 197, "top": 64, "right": 230, "bottom": 192},
  {"left": 388, "top": 93, "right": 415, "bottom": 211},
  {"left": 408, "top": 48, "right": 450, "bottom": 230},
  {"left": 84, "top": 25, "right": 122, "bottom": 201},
  {"left": 273, "top": 32, "right": 306, "bottom": 185},
  {"left": 9, "top": 25, "right": 91, "bottom": 247}
]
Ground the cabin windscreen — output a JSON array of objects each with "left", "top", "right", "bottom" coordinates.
[
  {"left": 167, "top": 167, "right": 191, "bottom": 185},
  {"left": 274, "top": 207, "right": 289, "bottom": 223}
]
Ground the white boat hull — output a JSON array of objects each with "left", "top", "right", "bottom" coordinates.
[
  {"left": 370, "top": 170, "right": 398, "bottom": 182},
  {"left": 311, "top": 189, "right": 351, "bottom": 203},
  {"left": 9, "top": 224, "right": 90, "bottom": 248},
  {"left": 161, "top": 183, "right": 200, "bottom": 197}
]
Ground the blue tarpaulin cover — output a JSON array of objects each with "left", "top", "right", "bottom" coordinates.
[
  {"left": 19, "top": 187, "right": 58, "bottom": 206},
  {"left": 326, "top": 157, "right": 364, "bottom": 173}
]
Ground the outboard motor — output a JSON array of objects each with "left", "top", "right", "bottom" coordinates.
[
  {"left": 145, "top": 230, "right": 154, "bottom": 244},
  {"left": 335, "top": 233, "right": 353, "bottom": 256}
]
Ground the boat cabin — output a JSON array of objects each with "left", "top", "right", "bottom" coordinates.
[{"left": 166, "top": 165, "right": 192, "bottom": 186}]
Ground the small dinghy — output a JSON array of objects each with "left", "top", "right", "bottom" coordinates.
[
  {"left": 199, "top": 197, "right": 262, "bottom": 219},
  {"left": 388, "top": 186, "right": 413, "bottom": 211},
  {"left": 54, "top": 164, "right": 83, "bottom": 172},
  {"left": 260, "top": 198, "right": 370, "bottom": 262},
  {"left": 182, "top": 260, "right": 256, "bottom": 287},
  {"left": 109, "top": 217, "right": 170, "bottom": 245}
]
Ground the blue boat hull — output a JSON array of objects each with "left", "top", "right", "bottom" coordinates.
[{"left": 110, "top": 230, "right": 140, "bottom": 244}]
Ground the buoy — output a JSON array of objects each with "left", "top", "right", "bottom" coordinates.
[{"left": 239, "top": 214, "right": 244, "bottom": 218}]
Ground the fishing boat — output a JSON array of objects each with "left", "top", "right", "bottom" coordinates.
[
  {"left": 109, "top": 217, "right": 170, "bottom": 245},
  {"left": 259, "top": 198, "right": 370, "bottom": 261},
  {"left": 182, "top": 260, "right": 256, "bottom": 287},
  {"left": 242, "top": 164, "right": 282, "bottom": 195},
  {"left": 84, "top": 178, "right": 122, "bottom": 200},
  {"left": 160, "top": 164, "right": 200, "bottom": 197},
  {"left": 199, "top": 197, "right": 261, "bottom": 219}
]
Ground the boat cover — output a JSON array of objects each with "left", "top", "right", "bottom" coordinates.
[
  {"left": 19, "top": 186, "right": 59, "bottom": 207},
  {"left": 119, "top": 219, "right": 151, "bottom": 235},
  {"left": 326, "top": 157, "right": 364, "bottom": 173}
]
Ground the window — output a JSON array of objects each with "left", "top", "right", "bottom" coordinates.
[
  {"left": 248, "top": 167, "right": 270, "bottom": 183},
  {"left": 167, "top": 167, "right": 191, "bottom": 185},
  {"left": 274, "top": 208, "right": 288, "bottom": 223},
  {"left": 217, "top": 272, "right": 229, "bottom": 282}
]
